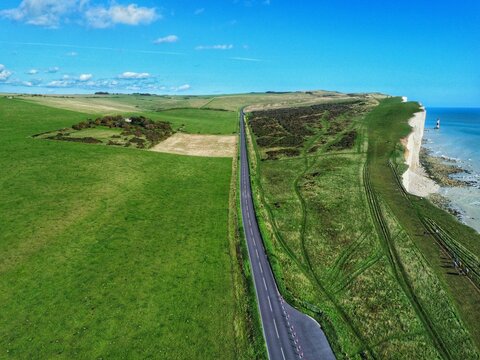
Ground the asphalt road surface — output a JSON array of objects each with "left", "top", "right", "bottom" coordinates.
[{"left": 239, "top": 110, "right": 336, "bottom": 360}]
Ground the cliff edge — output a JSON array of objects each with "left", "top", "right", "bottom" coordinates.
[{"left": 401, "top": 105, "right": 440, "bottom": 197}]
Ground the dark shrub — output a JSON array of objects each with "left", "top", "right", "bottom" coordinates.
[
  {"left": 129, "top": 137, "right": 145, "bottom": 144},
  {"left": 328, "top": 130, "right": 357, "bottom": 151},
  {"left": 48, "top": 135, "right": 102, "bottom": 144},
  {"left": 266, "top": 148, "right": 300, "bottom": 160},
  {"left": 249, "top": 101, "right": 364, "bottom": 160}
]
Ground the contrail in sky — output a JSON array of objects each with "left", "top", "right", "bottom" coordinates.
[{"left": 0, "top": 41, "right": 184, "bottom": 56}]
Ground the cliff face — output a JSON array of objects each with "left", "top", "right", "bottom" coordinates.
[
  {"left": 402, "top": 107, "right": 440, "bottom": 197},
  {"left": 405, "top": 108, "right": 426, "bottom": 171}
]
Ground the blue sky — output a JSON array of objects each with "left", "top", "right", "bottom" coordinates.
[{"left": 0, "top": 0, "right": 479, "bottom": 106}]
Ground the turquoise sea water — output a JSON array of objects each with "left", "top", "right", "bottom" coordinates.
[{"left": 423, "top": 108, "right": 480, "bottom": 232}]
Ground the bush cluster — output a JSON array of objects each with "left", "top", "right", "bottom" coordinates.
[{"left": 71, "top": 115, "right": 173, "bottom": 148}]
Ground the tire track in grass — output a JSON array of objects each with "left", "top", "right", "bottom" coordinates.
[
  {"left": 331, "top": 251, "right": 384, "bottom": 295},
  {"left": 325, "top": 230, "right": 369, "bottom": 285},
  {"left": 291, "top": 119, "right": 376, "bottom": 358},
  {"left": 247, "top": 113, "right": 374, "bottom": 357},
  {"left": 363, "top": 162, "right": 452, "bottom": 360}
]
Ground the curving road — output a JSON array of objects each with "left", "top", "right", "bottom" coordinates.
[{"left": 239, "top": 110, "right": 336, "bottom": 360}]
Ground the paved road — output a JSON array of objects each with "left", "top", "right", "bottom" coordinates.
[{"left": 239, "top": 110, "right": 336, "bottom": 360}]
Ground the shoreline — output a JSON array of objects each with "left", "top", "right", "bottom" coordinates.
[
  {"left": 419, "top": 148, "right": 472, "bottom": 188},
  {"left": 401, "top": 105, "right": 440, "bottom": 197},
  {"left": 403, "top": 105, "right": 480, "bottom": 232}
]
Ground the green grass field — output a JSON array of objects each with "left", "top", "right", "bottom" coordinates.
[
  {"left": 151, "top": 108, "right": 238, "bottom": 134},
  {"left": 20, "top": 96, "right": 239, "bottom": 136},
  {"left": 245, "top": 98, "right": 480, "bottom": 359},
  {"left": 18, "top": 91, "right": 374, "bottom": 114},
  {"left": 0, "top": 97, "right": 262, "bottom": 359},
  {"left": 4, "top": 91, "right": 479, "bottom": 359}
]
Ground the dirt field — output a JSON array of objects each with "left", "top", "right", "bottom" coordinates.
[
  {"left": 151, "top": 133, "right": 237, "bottom": 157},
  {"left": 22, "top": 96, "right": 138, "bottom": 113}
]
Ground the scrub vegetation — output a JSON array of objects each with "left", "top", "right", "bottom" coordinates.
[
  {"left": 36, "top": 115, "right": 173, "bottom": 149},
  {"left": 245, "top": 97, "right": 480, "bottom": 359}
]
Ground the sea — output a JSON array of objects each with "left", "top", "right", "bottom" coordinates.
[{"left": 423, "top": 108, "right": 480, "bottom": 233}]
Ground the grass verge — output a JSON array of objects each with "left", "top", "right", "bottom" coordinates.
[{"left": 228, "top": 115, "right": 267, "bottom": 359}]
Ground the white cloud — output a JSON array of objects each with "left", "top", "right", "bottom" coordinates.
[
  {"left": 0, "top": 1, "right": 158, "bottom": 28},
  {"left": 195, "top": 44, "right": 234, "bottom": 50},
  {"left": 172, "top": 84, "right": 191, "bottom": 91},
  {"left": 66, "top": 51, "right": 78, "bottom": 56},
  {"left": 118, "top": 71, "right": 151, "bottom": 79},
  {"left": 47, "top": 80, "right": 70, "bottom": 87},
  {"left": 154, "top": 35, "right": 178, "bottom": 44},
  {"left": 0, "top": 0, "right": 81, "bottom": 28},
  {"left": 47, "top": 66, "right": 60, "bottom": 73},
  {"left": 85, "top": 4, "right": 159, "bottom": 28},
  {"left": 230, "top": 57, "right": 263, "bottom": 62},
  {"left": 194, "top": 8, "right": 204, "bottom": 15},
  {"left": 2, "top": 63, "right": 188, "bottom": 93},
  {"left": 0, "top": 64, "right": 12, "bottom": 81},
  {"left": 79, "top": 73, "right": 93, "bottom": 81}
]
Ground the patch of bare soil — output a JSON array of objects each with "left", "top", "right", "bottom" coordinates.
[
  {"left": 151, "top": 133, "right": 236, "bottom": 157},
  {"left": 25, "top": 97, "right": 137, "bottom": 113}
]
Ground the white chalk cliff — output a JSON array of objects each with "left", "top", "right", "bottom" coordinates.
[{"left": 401, "top": 106, "right": 440, "bottom": 197}]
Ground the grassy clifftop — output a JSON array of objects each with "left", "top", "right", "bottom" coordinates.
[{"left": 245, "top": 97, "right": 480, "bottom": 359}]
